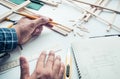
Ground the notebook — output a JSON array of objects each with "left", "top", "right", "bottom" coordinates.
[{"left": 71, "top": 37, "right": 120, "bottom": 79}]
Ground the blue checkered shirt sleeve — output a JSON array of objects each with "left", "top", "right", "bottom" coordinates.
[{"left": 0, "top": 28, "right": 18, "bottom": 53}]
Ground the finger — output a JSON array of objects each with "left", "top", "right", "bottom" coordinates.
[
  {"left": 36, "top": 51, "right": 47, "bottom": 71},
  {"left": 32, "top": 14, "right": 53, "bottom": 21},
  {"left": 18, "top": 17, "right": 30, "bottom": 24},
  {"left": 59, "top": 62, "right": 65, "bottom": 79},
  {"left": 32, "top": 29, "right": 41, "bottom": 36},
  {"left": 53, "top": 55, "right": 61, "bottom": 75},
  {"left": 45, "top": 23, "right": 53, "bottom": 28},
  {"left": 34, "top": 17, "right": 49, "bottom": 27},
  {"left": 32, "top": 26, "right": 43, "bottom": 36},
  {"left": 46, "top": 51, "right": 55, "bottom": 69},
  {"left": 20, "top": 56, "right": 30, "bottom": 79},
  {"left": 32, "top": 14, "right": 42, "bottom": 18}
]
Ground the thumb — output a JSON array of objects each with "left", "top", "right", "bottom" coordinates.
[{"left": 20, "top": 56, "right": 30, "bottom": 79}]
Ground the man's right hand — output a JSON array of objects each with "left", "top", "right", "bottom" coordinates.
[{"left": 20, "top": 51, "right": 65, "bottom": 79}]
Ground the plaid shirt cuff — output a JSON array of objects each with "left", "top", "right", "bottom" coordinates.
[{"left": 0, "top": 28, "right": 18, "bottom": 53}]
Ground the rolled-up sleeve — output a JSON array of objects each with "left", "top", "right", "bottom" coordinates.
[{"left": 0, "top": 28, "right": 18, "bottom": 53}]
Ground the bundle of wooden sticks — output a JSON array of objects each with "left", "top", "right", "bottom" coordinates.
[{"left": 66, "top": 0, "right": 120, "bottom": 32}]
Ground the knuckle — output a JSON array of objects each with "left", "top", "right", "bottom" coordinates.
[
  {"left": 44, "top": 70, "right": 53, "bottom": 78},
  {"left": 40, "top": 17, "right": 48, "bottom": 23},
  {"left": 45, "top": 71, "right": 50, "bottom": 76},
  {"left": 29, "top": 22, "right": 35, "bottom": 28},
  {"left": 41, "top": 51, "right": 46, "bottom": 55},
  {"left": 49, "top": 51, "right": 55, "bottom": 56},
  {"left": 36, "top": 70, "right": 42, "bottom": 75},
  {"left": 56, "top": 62, "right": 60, "bottom": 67},
  {"left": 55, "top": 60, "right": 61, "bottom": 66}
]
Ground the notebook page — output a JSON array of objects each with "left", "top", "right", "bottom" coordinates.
[{"left": 71, "top": 37, "right": 120, "bottom": 79}]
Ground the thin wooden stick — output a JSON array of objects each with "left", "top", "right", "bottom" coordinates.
[
  {"left": 73, "top": 0, "right": 120, "bottom": 14},
  {"left": 0, "top": 0, "right": 30, "bottom": 22},
  {"left": 0, "top": 0, "right": 15, "bottom": 8},
  {"left": 95, "top": 0, "right": 109, "bottom": 15},
  {"left": 106, "top": 13, "right": 117, "bottom": 32},
  {"left": 83, "top": 0, "right": 104, "bottom": 22},
  {"left": 1, "top": 0, "right": 35, "bottom": 14},
  {"left": 80, "top": 0, "right": 102, "bottom": 21},
  {"left": 51, "top": 26, "right": 68, "bottom": 36},
  {"left": 106, "top": 0, "right": 120, "bottom": 32},
  {"left": 53, "top": 24, "right": 72, "bottom": 33},
  {"left": 84, "top": 0, "right": 110, "bottom": 21},
  {"left": 51, "top": 22, "right": 73, "bottom": 32},
  {"left": 81, "top": 0, "right": 99, "bottom": 20},
  {"left": 39, "top": 0, "right": 58, "bottom": 7},
  {"left": 76, "top": 32, "right": 83, "bottom": 37},
  {"left": 77, "top": 26, "right": 89, "bottom": 33}
]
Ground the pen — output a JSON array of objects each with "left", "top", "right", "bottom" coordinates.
[
  {"left": 64, "top": 48, "right": 72, "bottom": 79},
  {"left": 90, "top": 34, "right": 120, "bottom": 38},
  {"left": 5, "top": 18, "right": 18, "bottom": 28}
]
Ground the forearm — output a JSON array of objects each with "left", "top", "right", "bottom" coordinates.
[{"left": 0, "top": 28, "right": 18, "bottom": 53}]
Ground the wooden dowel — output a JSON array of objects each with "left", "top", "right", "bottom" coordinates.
[
  {"left": 76, "top": 32, "right": 83, "bottom": 37},
  {"left": 73, "top": 0, "right": 120, "bottom": 14},
  {"left": 106, "top": 0, "right": 120, "bottom": 32},
  {"left": 77, "top": 26, "right": 89, "bottom": 33},
  {"left": 1, "top": 0, "right": 34, "bottom": 14},
  {"left": 0, "top": 0, "right": 15, "bottom": 9},
  {"left": 95, "top": 0, "right": 109, "bottom": 15},
  {"left": 0, "top": 0, "right": 30, "bottom": 22},
  {"left": 51, "top": 22, "right": 73, "bottom": 32},
  {"left": 51, "top": 26, "right": 68, "bottom": 36},
  {"left": 39, "top": 0, "right": 58, "bottom": 7},
  {"left": 83, "top": 0, "right": 110, "bottom": 23},
  {"left": 83, "top": 0, "right": 104, "bottom": 22},
  {"left": 106, "top": 13, "right": 117, "bottom": 32},
  {"left": 53, "top": 24, "right": 72, "bottom": 33},
  {"left": 81, "top": 0, "right": 102, "bottom": 21}
]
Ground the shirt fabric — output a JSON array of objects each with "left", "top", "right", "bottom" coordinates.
[{"left": 0, "top": 28, "right": 18, "bottom": 53}]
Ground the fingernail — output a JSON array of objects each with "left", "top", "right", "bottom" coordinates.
[
  {"left": 49, "top": 50, "right": 55, "bottom": 55},
  {"left": 49, "top": 18, "right": 52, "bottom": 21},
  {"left": 56, "top": 55, "right": 61, "bottom": 60},
  {"left": 41, "top": 51, "right": 47, "bottom": 55},
  {"left": 20, "top": 57, "right": 25, "bottom": 64}
]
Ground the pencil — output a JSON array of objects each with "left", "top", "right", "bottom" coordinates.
[
  {"left": 15, "top": 12, "right": 73, "bottom": 32},
  {"left": 7, "top": 23, "right": 14, "bottom": 28},
  {"left": 15, "top": 12, "right": 61, "bottom": 25}
]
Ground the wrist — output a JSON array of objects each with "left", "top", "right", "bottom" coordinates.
[{"left": 13, "top": 26, "right": 21, "bottom": 44}]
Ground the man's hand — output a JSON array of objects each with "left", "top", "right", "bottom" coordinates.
[
  {"left": 13, "top": 15, "right": 50, "bottom": 44},
  {"left": 20, "top": 51, "right": 65, "bottom": 79}
]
